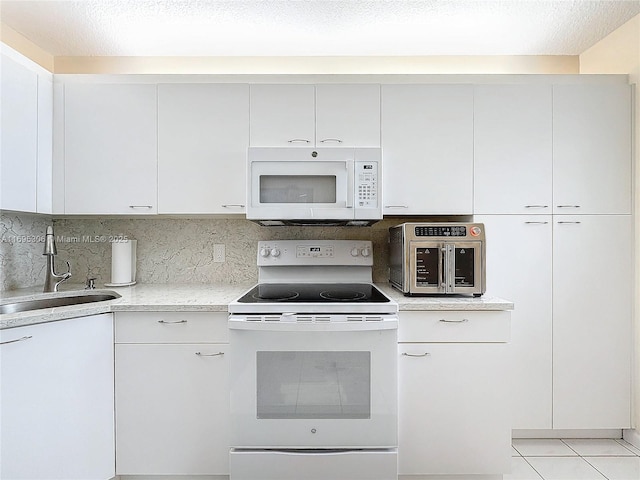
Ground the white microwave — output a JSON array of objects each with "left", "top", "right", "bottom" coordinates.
[{"left": 246, "top": 147, "right": 382, "bottom": 226}]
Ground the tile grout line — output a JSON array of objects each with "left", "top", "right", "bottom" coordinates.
[
  {"left": 520, "top": 456, "right": 546, "bottom": 480},
  {"left": 613, "top": 438, "right": 640, "bottom": 456}
]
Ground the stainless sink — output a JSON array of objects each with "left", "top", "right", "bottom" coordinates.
[{"left": 0, "top": 292, "right": 121, "bottom": 315}]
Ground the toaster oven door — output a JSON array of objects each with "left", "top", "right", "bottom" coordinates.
[
  {"left": 410, "top": 241, "right": 484, "bottom": 295},
  {"left": 409, "top": 242, "right": 444, "bottom": 294}
]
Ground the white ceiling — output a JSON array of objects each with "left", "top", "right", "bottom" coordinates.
[{"left": 1, "top": 0, "right": 639, "bottom": 57}]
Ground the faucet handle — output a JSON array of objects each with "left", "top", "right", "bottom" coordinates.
[{"left": 85, "top": 277, "right": 96, "bottom": 290}]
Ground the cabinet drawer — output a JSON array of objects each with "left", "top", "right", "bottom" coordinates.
[
  {"left": 398, "top": 311, "right": 510, "bottom": 343},
  {"left": 115, "top": 312, "right": 228, "bottom": 343}
]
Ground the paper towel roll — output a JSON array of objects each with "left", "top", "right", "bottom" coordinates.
[{"left": 110, "top": 239, "right": 137, "bottom": 285}]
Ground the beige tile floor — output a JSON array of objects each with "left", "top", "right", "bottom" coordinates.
[{"left": 509, "top": 439, "right": 640, "bottom": 480}]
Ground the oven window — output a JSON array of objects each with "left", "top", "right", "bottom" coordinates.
[
  {"left": 256, "top": 351, "right": 370, "bottom": 419},
  {"left": 415, "top": 247, "right": 439, "bottom": 286},
  {"left": 454, "top": 247, "right": 475, "bottom": 287},
  {"left": 259, "top": 175, "right": 337, "bottom": 204}
]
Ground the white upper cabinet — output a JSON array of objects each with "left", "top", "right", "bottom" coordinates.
[
  {"left": 474, "top": 85, "right": 553, "bottom": 214},
  {"left": 37, "top": 74, "right": 53, "bottom": 214},
  {"left": 552, "top": 84, "right": 632, "bottom": 214},
  {"left": 64, "top": 83, "right": 158, "bottom": 214},
  {"left": 250, "top": 84, "right": 380, "bottom": 147},
  {"left": 315, "top": 84, "right": 380, "bottom": 147},
  {"left": 381, "top": 84, "right": 474, "bottom": 215},
  {"left": 1, "top": 51, "right": 38, "bottom": 212},
  {"left": 158, "top": 83, "right": 249, "bottom": 214}
]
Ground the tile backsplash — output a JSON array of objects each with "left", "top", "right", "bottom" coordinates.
[{"left": 1, "top": 212, "right": 429, "bottom": 291}]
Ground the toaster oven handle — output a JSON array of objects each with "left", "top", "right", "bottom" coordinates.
[
  {"left": 443, "top": 244, "right": 455, "bottom": 294},
  {"left": 346, "top": 160, "right": 354, "bottom": 208}
]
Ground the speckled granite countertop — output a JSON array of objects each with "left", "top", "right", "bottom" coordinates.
[{"left": 1, "top": 283, "right": 513, "bottom": 330}]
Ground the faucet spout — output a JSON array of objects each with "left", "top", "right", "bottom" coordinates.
[{"left": 43, "top": 226, "right": 71, "bottom": 293}]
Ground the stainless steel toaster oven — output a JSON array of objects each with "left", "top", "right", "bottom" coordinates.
[{"left": 389, "top": 222, "right": 486, "bottom": 296}]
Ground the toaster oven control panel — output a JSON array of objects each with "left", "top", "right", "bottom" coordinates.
[{"left": 415, "top": 225, "right": 468, "bottom": 237}]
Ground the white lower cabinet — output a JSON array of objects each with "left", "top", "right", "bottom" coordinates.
[
  {"left": 0, "top": 314, "right": 115, "bottom": 480},
  {"left": 476, "top": 214, "right": 553, "bottom": 430},
  {"left": 114, "top": 311, "right": 229, "bottom": 476},
  {"left": 397, "top": 311, "right": 511, "bottom": 476},
  {"left": 552, "top": 215, "right": 632, "bottom": 429}
]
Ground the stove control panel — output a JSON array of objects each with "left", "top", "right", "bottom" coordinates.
[
  {"left": 257, "top": 240, "right": 374, "bottom": 266},
  {"left": 297, "top": 245, "right": 334, "bottom": 258}
]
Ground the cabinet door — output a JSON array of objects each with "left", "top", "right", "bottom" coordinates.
[
  {"left": 553, "top": 215, "right": 632, "bottom": 428},
  {"left": 37, "top": 74, "right": 53, "bottom": 214},
  {"left": 158, "top": 83, "right": 249, "bottom": 214},
  {"left": 250, "top": 84, "right": 315, "bottom": 146},
  {"left": 476, "top": 214, "right": 553, "bottom": 429},
  {"left": 0, "top": 314, "right": 114, "bottom": 480},
  {"left": 115, "top": 343, "right": 230, "bottom": 475},
  {"left": 553, "top": 84, "right": 632, "bottom": 214},
  {"left": 381, "top": 84, "right": 473, "bottom": 215},
  {"left": 64, "top": 83, "right": 158, "bottom": 214},
  {"left": 316, "top": 84, "right": 380, "bottom": 147},
  {"left": 1, "top": 53, "right": 38, "bottom": 212},
  {"left": 474, "top": 85, "right": 552, "bottom": 214},
  {"left": 398, "top": 342, "right": 510, "bottom": 475}
]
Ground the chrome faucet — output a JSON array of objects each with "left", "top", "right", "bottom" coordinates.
[{"left": 43, "top": 226, "right": 71, "bottom": 293}]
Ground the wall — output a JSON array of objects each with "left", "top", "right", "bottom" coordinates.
[
  {"left": 1, "top": 212, "right": 427, "bottom": 291},
  {"left": 0, "top": 212, "right": 52, "bottom": 291},
  {"left": 579, "top": 13, "right": 640, "bottom": 434}
]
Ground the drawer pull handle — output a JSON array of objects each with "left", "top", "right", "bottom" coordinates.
[
  {"left": 319, "top": 138, "right": 343, "bottom": 144},
  {"left": 384, "top": 205, "right": 409, "bottom": 209},
  {"left": 158, "top": 319, "right": 187, "bottom": 324},
  {"left": 129, "top": 205, "right": 153, "bottom": 209},
  {"left": 287, "top": 139, "right": 311, "bottom": 144},
  {"left": 525, "top": 221, "right": 549, "bottom": 225},
  {"left": 402, "top": 352, "right": 430, "bottom": 357},
  {"left": 221, "top": 204, "right": 245, "bottom": 208},
  {"left": 195, "top": 352, "right": 224, "bottom": 357},
  {"left": 557, "top": 221, "right": 582, "bottom": 225},
  {"left": 524, "top": 205, "right": 549, "bottom": 208},
  {"left": 0, "top": 335, "right": 33, "bottom": 345},
  {"left": 556, "top": 205, "right": 581, "bottom": 208},
  {"left": 439, "top": 318, "right": 469, "bottom": 323}
]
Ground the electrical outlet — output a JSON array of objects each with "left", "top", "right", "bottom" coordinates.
[{"left": 213, "top": 244, "right": 225, "bottom": 263}]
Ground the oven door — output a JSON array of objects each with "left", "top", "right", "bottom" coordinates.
[{"left": 229, "top": 319, "right": 398, "bottom": 449}]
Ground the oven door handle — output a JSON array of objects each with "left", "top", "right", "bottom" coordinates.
[{"left": 228, "top": 318, "right": 398, "bottom": 332}]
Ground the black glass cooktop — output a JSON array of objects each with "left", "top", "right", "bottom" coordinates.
[{"left": 237, "top": 283, "right": 391, "bottom": 303}]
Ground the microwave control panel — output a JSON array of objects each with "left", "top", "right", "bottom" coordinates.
[{"left": 356, "top": 161, "right": 378, "bottom": 208}]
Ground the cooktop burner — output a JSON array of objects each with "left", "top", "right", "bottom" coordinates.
[{"left": 239, "top": 283, "right": 391, "bottom": 304}]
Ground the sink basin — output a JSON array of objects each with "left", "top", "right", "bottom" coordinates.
[{"left": 0, "top": 292, "right": 121, "bottom": 315}]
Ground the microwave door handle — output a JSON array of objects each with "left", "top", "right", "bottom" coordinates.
[{"left": 346, "top": 160, "right": 354, "bottom": 208}]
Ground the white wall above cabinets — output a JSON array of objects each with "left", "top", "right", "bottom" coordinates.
[
  {"left": 158, "top": 83, "right": 249, "bottom": 214},
  {"left": 552, "top": 84, "right": 632, "bottom": 215},
  {"left": 0, "top": 45, "right": 52, "bottom": 214},
  {"left": 114, "top": 311, "right": 230, "bottom": 476},
  {"left": 474, "top": 85, "right": 553, "bottom": 215},
  {"left": 63, "top": 83, "right": 158, "bottom": 214},
  {"left": 249, "top": 83, "right": 381, "bottom": 147},
  {"left": 381, "top": 84, "right": 474, "bottom": 215},
  {"left": 0, "top": 314, "right": 115, "bottom": 480}
]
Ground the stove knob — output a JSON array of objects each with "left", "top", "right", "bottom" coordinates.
[
  {"left": 361, "top": 247, "right": 371, "bottom": 257},
  {"left": 260, "top": 247, "right": 270, "bottom": 258},
  {"left": 350, "top": 247, "right": 360, "bottom": 257},
  {"left": 270, "top": 248, "right": 281, "bottom": 257}
]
